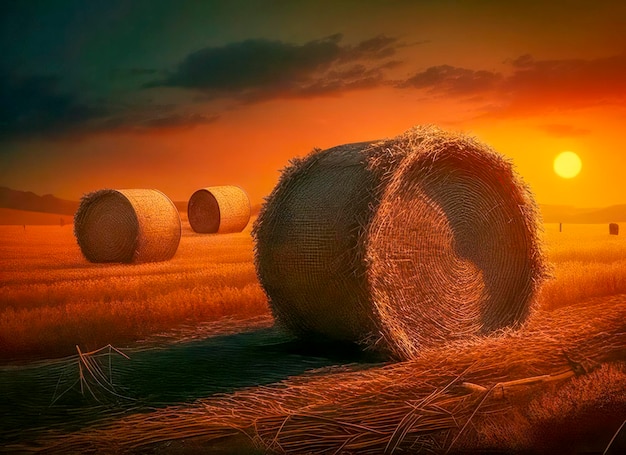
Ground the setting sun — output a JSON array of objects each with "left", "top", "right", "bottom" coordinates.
[{"left": 554, "top": 151, "right": 582, "bottom": 179}]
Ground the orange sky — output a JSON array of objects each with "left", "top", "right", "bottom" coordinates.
[{"left": 1, "top": 1, "right": 625, "bottom": 208}]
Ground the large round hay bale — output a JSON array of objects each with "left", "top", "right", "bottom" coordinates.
[
  {"left": 74, "top": 189, "right": 181, "bottom": 263},
  {"left": 187, "top": 186, "right": 250, "bottom": 234},
  {"left": 253, "top": 125, "right": 546, "bottom": 359}
]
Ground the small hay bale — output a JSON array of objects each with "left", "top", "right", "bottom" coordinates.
[
  {"left": 253, "top": 125, "right": 546, "bottom": 360},
  {"left": 187, "top": 186, "right": 250, "bottom": 233},
  {"left": 610, "top": 223, "right": 619, "bottom": 235},
  {"left": 74, "top": 189, "right": 181, "bottom": 263}
]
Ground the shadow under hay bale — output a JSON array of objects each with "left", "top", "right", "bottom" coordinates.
[
  {"left": 254, "top": 125, "right": 546, "bottom": 360},
  {"left": 74, "top": 189, "right": 181, "bottom": 263},
  {"left": 188, "top": 186, "right": 251, "bottom": 233},
  {"left": 610, "top": 223, "right": 619, "bottom": 235}
]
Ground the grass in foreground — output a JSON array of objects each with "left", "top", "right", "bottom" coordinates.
[
  {"left": 2, "top": 222, "right": 626, "bottom": 453},
  {"left": 23, "top": 293, "right": 626, "bottom": 454}
]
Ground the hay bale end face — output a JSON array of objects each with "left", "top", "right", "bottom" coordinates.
[
  {"left": 253, "top": 125, "right": 546, "bottom": 360},
  {"left": 188, "top": 186, "right": 250, "bottom": 233},
  {"left": 74, "top": 189, "right": 181, "bottom": 263}
]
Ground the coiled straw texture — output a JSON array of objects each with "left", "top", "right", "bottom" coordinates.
[
  {"left": 74, "top": 189, "right": 181, "bottom": 263},
  {"left": 254, "top": 125, "right": 545, "bottom": 359},
  {"left": 188, "top": 186, "right": 250, "bottom": 233}
]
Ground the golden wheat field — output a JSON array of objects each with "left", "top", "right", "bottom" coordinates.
[
  {"left": 0, "top": 222, "right": 269, "bottom": 361},
  {"left": 1, "top": 221, "right": 625, "bottom": 454}
]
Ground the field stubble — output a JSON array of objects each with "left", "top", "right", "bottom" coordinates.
[
  {"left": 1, "top": 222, "right": 626, "bottom": 453},
  {"left": 0, "top": 223, "right": 269, "bottom": 361},
  {"left": 30, "top": 292, "right": 626, "bottom": 455},
  {"left": 539, "top": 223, "right": 626, "bottom": 307},
  {"left": 2, "top": 222, "right": 626, "bottom": 361}
]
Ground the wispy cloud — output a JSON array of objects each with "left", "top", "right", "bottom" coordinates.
[
  {"left": 0, "top": 33, "right": 402, "bottom": 140},
  {"left": 0, "top": 71, "right": 219, "bottom": 140},
  {"left": 101, "top": 106, "right": 220, "bottom": 133},
  {"left": 148, "top": 35, "right": 626, "bottom": 117},
  {"left": 397, "top": 65, "right": 502, "bottom": 95},
  {"left": 0, "top": 72, "right": 106, "bottom": 140},
  {"left": 397, "top": 53, "right": 626, "bottom": 117},
  {"left": 499, "top": 53, "right": 626, "bottom": 114},
  {"left": 5, "top": 40, "right": 624, "bottom": 140},
  {"left": 146, "top": 34, "right": 402, "bottom": 100}
]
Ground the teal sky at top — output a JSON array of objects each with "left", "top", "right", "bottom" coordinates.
[{"left": 3, "top": 0, "right": 624, "bottom": 95}]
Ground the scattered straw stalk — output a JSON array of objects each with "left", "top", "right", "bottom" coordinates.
[{"left": 29, "top": 294, "right": 626, "bottom": 454}]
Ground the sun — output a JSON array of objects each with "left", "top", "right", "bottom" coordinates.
[{"left": 553, "top": 151, "right": 582, "bottom": 179}]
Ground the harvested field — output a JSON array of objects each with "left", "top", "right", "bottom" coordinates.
[
  {"left": 0, "top": 222, "right": 269, "bottom": 361},
  {"left": 16, "top": 293, "right": 626, "bottom": 454},
  {"left": 1, "top": 222, "right": 625, "bottom": 454}
]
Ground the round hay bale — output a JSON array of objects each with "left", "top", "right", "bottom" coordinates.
[
  {"left": 74, "top": 189, "right": 181, "bottom": 263},
  {"left": 253, "top": 125, "right": 546, "bottom": 359},
  {"left": 609, "top": 223, "right": 619, "bottom": 235},
  {"left": 187, "top": 186, "right": 250, "bottom": 233}
]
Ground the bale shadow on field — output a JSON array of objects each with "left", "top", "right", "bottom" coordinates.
[
  {"left": 119, "top": 325, "right": 385, "bottom": 403},
  {"left": 0, "top": 324, "right": 384, "bottom": 447}
]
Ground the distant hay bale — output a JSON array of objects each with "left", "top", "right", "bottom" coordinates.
[
  {"left": 187, "top": 186, "right": 250, "bottom": 233},
  {"left": 609, "top": 223, "right": 619, "bottom": 235},
  {"left": 254, "top": 125, "right": 546, "bottom": 360},
  {"left": 74, "top": 189, "right": 181, "bottom": 263}
]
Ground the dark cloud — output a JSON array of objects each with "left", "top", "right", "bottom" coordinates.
[
  {"left": 510, "top": 54, "right": 534, "bottom": 69},
  {"left": 128, "top": 68, "right": 160, "bottom": 76},
  {"left": 92, "top": 107, "right": 220, "bottom": 135},
  {"left": 297, "top": 64, "right": 388, "bottom": 97},
  {"left": 0, "top": 71, "right": 219, "bottom": 140},
  {"left": 397, "top": 53, "right": 626, "bottom": 116},
  {"left": 106, "top": 111, "right": 220, "bottom": 131},
  {"left": 146, "top": 34, "right": 401, "bottom": 100},
  {"left": 397, "top": 65, "right": 502, "bottom": 95},
  {"left": 537, "top": 124, "right": 591, "bottom": 137},
  {"left": 7, "top": 35, "right": 623, "bottom": 140},
  {"left": 0, "top": 72, "right": 107, "bottom": 139},
  {"left": 110, "top": 68, "right": 162, "bottom": 80},
  {"left": 142, "top": 113, "right": 218, "bottom": 129},
  {"left": 500, "top": 53, "right": 626, "bottom": 114},
  {"left": 347, "top": 35, "right": 399, "bottom": 60}
]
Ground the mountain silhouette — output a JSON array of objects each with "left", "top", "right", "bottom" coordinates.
[
  {"left": 0, "top": 187, "right": 78, "bottom": 215},
  {"left": 1, "top": 187, "right": 624, "bottom": 224}
]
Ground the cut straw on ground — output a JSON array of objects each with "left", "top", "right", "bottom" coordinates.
[{"left": 23, "top": 293, "right": 625, "bottom": 454}]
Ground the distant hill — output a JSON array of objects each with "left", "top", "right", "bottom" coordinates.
[
  {"left": 0, "top": 187, "right": 78, "bottom": 215},
  {"left": 0, "top": 188, "right": 254, "bottom": 218},
  {"left": 0, "top": 208, "right": 74, "bottom": 226},
  {"left": 540, "top": 204, "right": 626, "bottom": 224},
  {"left": 2, "top": 186, "right": 624, "bottom": 225}
]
